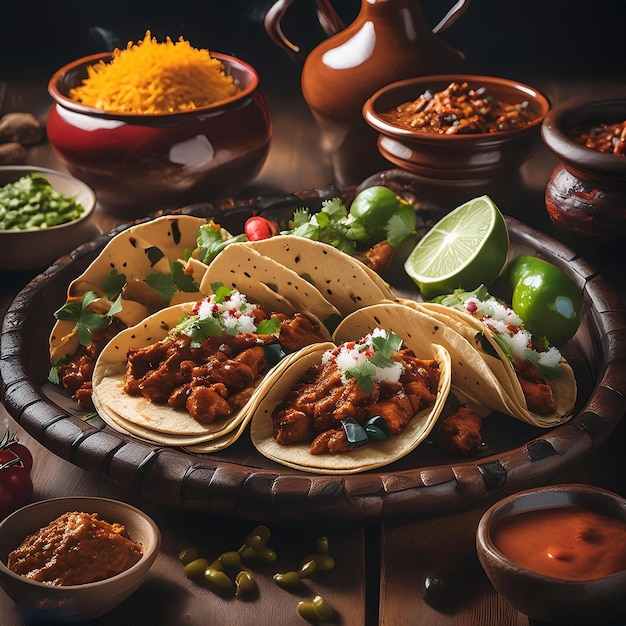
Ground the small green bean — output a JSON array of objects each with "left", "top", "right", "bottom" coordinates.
[
  {"left": 299, "top": 553, "right": 335, "bottom": 572},
  {"left": 315, "top": 536, "right": 330, "bottom": 554},
  {"left": 218, "top": 550, "right": 242, "bottom": 568},
  {"left": 203, "top": 567, "right": 233, "bottom": 591},
  {"left": 183, "top": 557, "right": 209, "bottom": 580},
  {"left": 298, "top": 559, "right": 317, "bottom": 579},
  {"left": 273, "top": 570, "right": 301, "bottom": 589},
  {"left": 234, "top": 570, "right": 257, "bottom": 597},
  {"left": 178, "top": 547, "right": 199, "bottom": 565},
  {"left": 296, "top": 595, "right": 334, "bottom": 622}
]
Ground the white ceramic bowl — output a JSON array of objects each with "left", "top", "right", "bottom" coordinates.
[
  {"left": 0, "top": 496, "right": 161, "bottom": 622},
  {"left": 0, "top": 165, "right": 97, "bottom": 271}
]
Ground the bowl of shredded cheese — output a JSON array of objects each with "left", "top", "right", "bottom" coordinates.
[{"left": 47, "top": 32, "right": 272, "bottom": 218}]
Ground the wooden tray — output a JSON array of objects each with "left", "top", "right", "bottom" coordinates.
[{"left": 2, "top": 181, "right": 625, "bottom": 522}]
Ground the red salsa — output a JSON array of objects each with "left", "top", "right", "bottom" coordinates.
[{"left": 492, "top": 506, "right": 626, "bottom": 581}]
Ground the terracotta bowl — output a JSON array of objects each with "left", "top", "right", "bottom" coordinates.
[
  {"left": 47, "top": 52, "right": 272, "bottom": 219},
  {"left": 0, "top": 497, "right": 161, "bottom": 622},
  {"left": 0, "top": 165, "right": 97, "bottom": 271},
  {"left": 541, "top": 95, "right": 626, "bottom": 251},
  {"left": 362, "top": 74, "right": 549, "bottom": 190},
  {"left": 476, "top": 484, "right": 626, "bottom": 625}
]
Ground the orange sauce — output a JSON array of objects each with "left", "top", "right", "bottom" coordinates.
[{"left": 492, "top": 506, "right": 626, "bottom": 581}]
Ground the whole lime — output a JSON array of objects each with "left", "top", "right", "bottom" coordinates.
[{"left": 349, "top": 185, "right": 413, "bottom": 244}]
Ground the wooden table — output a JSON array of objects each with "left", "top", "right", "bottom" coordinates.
[{"left": 1, "top": 56, "right": 625, "bottom": 626}]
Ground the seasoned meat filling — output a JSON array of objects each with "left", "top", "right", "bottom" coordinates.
[
  {"left": 123, "top": 313, "right": 327, "bottom": 424},
  {"left": 272, "top": 345, "right": 440, "bottom": 455}
]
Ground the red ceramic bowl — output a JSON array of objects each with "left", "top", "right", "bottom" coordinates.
[
  {"left": 47, "top": 52, "right": 272, "bottom": 219},
  {"left": 541, "top": 95, "right": 626, "bottom": 251},
  {"left": 363, "top": 74, "right": 549, "bottom": 183}
]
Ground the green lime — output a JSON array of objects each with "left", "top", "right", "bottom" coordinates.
[
  {"left": 349, "top": 185, "right": 412, "bottom": 243},
  {"left": 404, "top": 195, "right": 509, "bottom": 299}
]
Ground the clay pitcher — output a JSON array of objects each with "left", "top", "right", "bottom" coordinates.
[{"left": 265, "top": 0, "right": 469, "bottom": 185}]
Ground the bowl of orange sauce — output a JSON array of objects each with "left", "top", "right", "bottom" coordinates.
[{"left": 476, "top": 483, "right": 626, "bottom": 625}]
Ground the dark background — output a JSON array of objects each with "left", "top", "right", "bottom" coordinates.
[{"left": 1, "top": 0, "right": 624, "bottom": 91}]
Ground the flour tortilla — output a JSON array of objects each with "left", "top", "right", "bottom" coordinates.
[
  {"left": 417, "top": 302, "right": 577, "bottom": 428},
  {"left": 250, "top": 329, "right": 451, "bottom": 474},
  {"left": 244, "top": 235, "right": 395, "bottom": 316},
  {"left": 91, "top": 302, "right": 263, "bottom": 446},
  {"left": 50, "top": 215, "right": 208, "bottom": 362}
]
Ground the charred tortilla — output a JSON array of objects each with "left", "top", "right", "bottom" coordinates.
[{"left": 244, "top": 235, "right": 395, "bottom": 316}]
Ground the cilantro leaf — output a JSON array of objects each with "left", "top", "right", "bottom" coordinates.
[
  {"left": 196, "top": 223, "right": 246, "bottom": 264},
  {"left": 257, "top": 317, "right": 281, "bottom": 336},
  {"left": 344, "top": 361, "right": 377, "bottom": 394},
  {"left": 144, "top": 271, "right": 177, "bottom": 303},
  {"left": 171, "top": 260, "right": 199, "bottom": 293},
  {"left": 386, "top": 212, "right": 416, "bottom": 248},
  {"left": 524, "top": 349, "right": 562, "bottom": 380},
  {"left": 101, "top": 269, "right": 127, "bottom": 300},
  {"left": 54, "top": 291, "right": 110, "bottom": 347}
]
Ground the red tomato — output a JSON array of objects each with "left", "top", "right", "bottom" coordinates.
[
  {"left": 0, "top": 431, "right": 33, "bottom": 518},
  {"left": 244, "top": 216, "right": 278, "bottom": 241}
]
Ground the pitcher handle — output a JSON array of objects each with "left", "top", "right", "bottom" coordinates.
[
  {"left": 264, "top": 0, "right": 345, "bottom": 54},
  {"left": 432, "top": 0, "right": 471, "bottom": 34}
]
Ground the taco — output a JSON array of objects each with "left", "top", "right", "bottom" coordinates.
[
  {"left": 244, "top": 235, "right": 396, "bottom": 316},
  {"left": 418, "top": 286, "right": 577, "bottom": 428},
  {"left": 199, "top": 241, "right": 343, "bottom": 334},
  {"left": 250, "top": 320, "right": 451, "bottom": 474},
  {"left": 49, "top": 215, "right": 211, "bottom": 410},
  {"left": 92, "top": 286, "right": 330, "bottom": 447}
]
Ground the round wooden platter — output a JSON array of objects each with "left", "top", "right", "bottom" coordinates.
[{"left": 2, "top": 182, "right": 625, "bottom": 523}]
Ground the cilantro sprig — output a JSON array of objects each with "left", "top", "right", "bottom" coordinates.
[
  {"left": 53, "top": 291, "right": 121, "bottom": 347},
  {"left": 343, "top": 330, "right": 404, "bottom": 393}
]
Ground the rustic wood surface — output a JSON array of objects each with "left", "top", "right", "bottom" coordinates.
[{"left": 1, "top": 28, "right": 625, "bottom": 625}]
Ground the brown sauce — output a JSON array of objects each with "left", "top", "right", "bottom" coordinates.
[
  {"left": 569, "top": 120, "right": 626, "bottom": 156},
  {"left": 7, "top": 511, "right": 143, "bottom": 586},
  {"left": 381, "top": 81, "right": 537, "bottom": 135},
  {"left": 492, "top": 506, "right": 626, "bottom": 581}
]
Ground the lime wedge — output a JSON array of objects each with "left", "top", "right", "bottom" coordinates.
[{"left": 404, "top": 195, "right": 509, "bottom": 299}]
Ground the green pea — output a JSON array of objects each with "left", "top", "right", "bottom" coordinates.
[
  {"left": 273, "top": 570, "right": 301, "bottom": 589},
  {"left": 183, "top": 557, "right": 209, "bottom": 580},
  {"left": 178, "top": 546, "right": 199, "bottom": 565},
  {"left": 218, "top": 550, "right": 242, "bottom": 568},
  {"left": 234, "top": 570, "right": 257, "bottom": 597},
  {"left": 203, "top": 567, "right": 233, "bottom": 591}
]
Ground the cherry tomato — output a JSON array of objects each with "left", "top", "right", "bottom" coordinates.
[
  {"left": 0, "top": 431, "right": 33, "bottom": 472},
  {"left": 0, "top": 431, "right": 33, "bottom": 518},
  {"left": 507, "top": 254, "right": 582, "bottom": 345},
  {"left": 244, "top": 216, "right": 278, "bottom": 241}
]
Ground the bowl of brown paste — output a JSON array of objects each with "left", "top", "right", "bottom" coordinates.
[{"left": 0, "top": 496, "right": 160, "bottom": 622}]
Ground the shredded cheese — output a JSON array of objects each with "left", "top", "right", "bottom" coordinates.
[{"left": 69, "top": 31, "right": 241, "bottom": 114}]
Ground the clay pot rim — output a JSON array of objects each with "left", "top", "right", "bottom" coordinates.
[
  {"left": 363, "top": 73, "right": 550, "bottom": 144},
  {"left": 541, "top": 95, "right": 626, "bottom": 179},
  {"left": 48, "top": 51, "right": 259, "bottom": 122}
]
